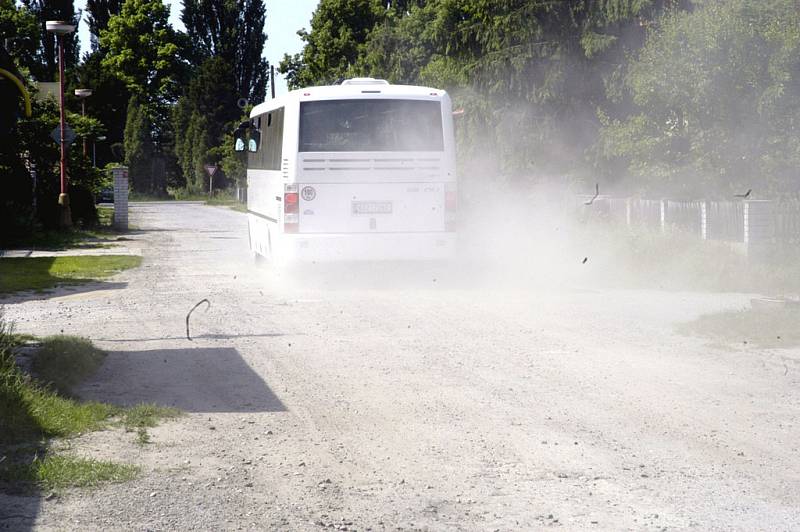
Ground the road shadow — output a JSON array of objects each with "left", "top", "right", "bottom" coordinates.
[
  {"left": 94, "top": 333, "right": 288, "bottom": 343},
  {"left": 0, "top": 494, "right": 40, "bottom": 531},
  {"left": 75, "top": 347, "right": 286, "bottom": 413},
  {"left": 0, "top": 281, "right": 128, "bottom": 304}
]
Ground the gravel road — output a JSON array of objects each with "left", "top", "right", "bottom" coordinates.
[{"left": 2, "top": 202, "right": 800, "bottom": 531}]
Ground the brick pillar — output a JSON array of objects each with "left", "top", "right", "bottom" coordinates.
[{"left": 112, "top": 166, "right": 129, "bottom": 230}]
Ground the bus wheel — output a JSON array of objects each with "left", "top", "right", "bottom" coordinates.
[{"left": 254, "top": 251, "right": 269, "bottom": 268}]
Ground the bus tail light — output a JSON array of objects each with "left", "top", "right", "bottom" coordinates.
[
  {"left": 445, "top": 183, "right": 457, "bottom": 232},
  {"left": 284, "top": 184, "right": 299, "bottom": 233}
]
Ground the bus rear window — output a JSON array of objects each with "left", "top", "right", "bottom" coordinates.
[{"left": 299, "top": 99, "right": 444, "bottom": 152}]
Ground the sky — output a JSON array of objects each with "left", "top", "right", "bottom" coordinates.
[{"left": 73, "top": 0, "right": 318, "bottom": 96}]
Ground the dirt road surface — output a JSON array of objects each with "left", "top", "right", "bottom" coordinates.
[{"left": 3, "top": 202, "right": 799, "bottom": 531}]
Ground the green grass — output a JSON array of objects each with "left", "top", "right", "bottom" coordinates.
[
  {"left": 1, "top": 332, "right": 116, "bottom": 443},
  {"left": 0, "top": 455, "right": 139, "bottom": 490},
  {"left": 0, "top": 314, "right": 180, "bottom": 490},
  {"left": 677, "top": 305, "right": 800, "bottom": 348},
  {"left": 120, "top": 403, "right": 181, "bottom": 431},
  {"left": 0, "top": 255, "right": 142, "bottom": 294},
  {"left": 32, "top": 336, "right": 107, "bottom": 396}
]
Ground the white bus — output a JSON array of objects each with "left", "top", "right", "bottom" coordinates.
[{"left": 236, "top": 78, "right": 457, "bottom": 263}]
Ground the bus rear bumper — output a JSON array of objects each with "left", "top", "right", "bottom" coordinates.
[{"left": 275, "top": 232, "right": 457, "bottom": 262}]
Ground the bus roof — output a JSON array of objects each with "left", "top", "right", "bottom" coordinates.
[{"left": 250, "top": 81, "right": 448, "bottom": 117}]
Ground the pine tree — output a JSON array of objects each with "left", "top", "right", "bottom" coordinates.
[{"left": 123, "top": 96, "right": 155, "bottom": 194}]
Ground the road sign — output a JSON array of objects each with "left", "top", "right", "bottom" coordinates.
[
  {"left": 204, "top": 165, "right": 218, "bottom": 177},
  {"left": 50, "top": 125, "right": 76, "bottom": 145}
]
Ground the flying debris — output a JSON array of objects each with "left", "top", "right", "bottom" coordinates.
[
  {"left": 734, "top": 189, "right": 752, "bottom": 198},
  {"left": 584, "top": 183, "right": 599, "bottom": 205},
  {"left": 186, "top": 299, "right": 211, "bottom": 341}
]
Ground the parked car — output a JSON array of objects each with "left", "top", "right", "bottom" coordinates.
[{"left": 96, "top": 187, "right": 114, "bottom": 203}]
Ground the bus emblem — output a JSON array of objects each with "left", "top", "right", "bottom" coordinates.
[{"left": 301, "top": 186, "right": 316, "bottom": 201}]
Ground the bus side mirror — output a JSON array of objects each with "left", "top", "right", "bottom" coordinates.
[{"left": 249, "top": 129, "right": 260, "bottom": 152}]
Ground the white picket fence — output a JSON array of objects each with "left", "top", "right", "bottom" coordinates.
[{"left": 577, "top": 197, "right": 800, "bottom": 246}]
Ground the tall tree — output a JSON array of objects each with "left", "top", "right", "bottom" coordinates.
[
  {"left": 101, "top": 0, "right": 186, "bottom": 107},
  {"left": 71, "top": 51, "right": 131, "bottom": 168},
  {"left": 599, "top": 0, "right": 800, "bottom": 196},
  {"left": 102, "top": 0, "right": 188, "bottom": 194},
  {"left": 173, "top": 56, "right": 239, "bottom": 192},
  {"left": 20, "top": 0, "right": 79, "bottom": 81},
  {"left": 280, "top": 0, "right": 384, "bottom": 88},
  {"left": 0, "top": 0, "right": 39, "bottom": 73},
  {"left": 85, "top": 0, "right": 122, "bottom": 50},
  {"left": 124, "top": 95, "right": 156, "bottom": 193},
  {"left": 181, "top": 0, "right": 268, "bottom": 104}
]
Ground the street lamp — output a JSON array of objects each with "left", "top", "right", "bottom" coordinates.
[
  {"left": 74, "top": 88, "right": 92, "bottom": 157},
  {"left": 46, "top": 20, "right": 76, "bottom": 229}
]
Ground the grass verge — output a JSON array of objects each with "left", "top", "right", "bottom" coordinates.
[
  {"left": 1, "top": 315, "right": 181, "bottom": 490},
  {"left": 32, "top": 336, "right": 107, "bottom": 396},
  {"left": 0, "top": 255, "right": 142, "bottom": 294},
  {"left": 676, "top": 304, "right": 800, "bottom": 348},
  {"left": 0, "top": 455, "right": 139, "bottom": 490}
]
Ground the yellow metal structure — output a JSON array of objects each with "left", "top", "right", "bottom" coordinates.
[{"left": 0, "top": 67, "right": 32, "bottom": 117}]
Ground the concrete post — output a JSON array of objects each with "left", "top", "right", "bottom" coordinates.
[
  {"left": 700, "top": 201, "right": 708, "bottom": 240},
  {"left": 112, "top": 166, "right": 129, "bottom": 230},
  {"left": 625, "top": 198, "right": 632, "bottom": 228},
  {"left": 743, "top": 200, "right": 774, "bottom": 256}
]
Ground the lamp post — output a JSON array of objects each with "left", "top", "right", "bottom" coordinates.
[
  {"left": 74, "top": 88, "right": 92, "bottom": 157},
  {"left": 93, "top": 135, "right": 106, "bottom": 167},
  {"left": 46, "top": 20, "right": 76, "bottom": 229}
]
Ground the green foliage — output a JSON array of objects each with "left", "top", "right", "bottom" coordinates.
[
  {"left": 0, "top": 0, "right": 39, "bottom": 73},
  {"left": 123, "top": 96, "right": 164, "bottom": 194},
  {"left": 599, "top": 0, "right": 800, "bottom": 196},
  {"left": 1, "top": 95, "right": 104, "bottom": 241},
  {"left": 20, "top": 0, "right": 80, "bottom": 82},
  {"left": 279, "top": 0, "right": 385, "bottom": 88},
  {"left": 286, "top": 0, "right": 684, "bottom": 184},
  {"left": 70, "top": 51, "right": 131, "bottom": 167},
  {"left": 0, "top": 317, "right": 116, "bottom": 444},
  {"left": 85, "top": 0, "right": 123, "bottom": 50},
  {"left": 173, "top": 56, "right": 243, "bottom": 192},
  {"left": 100, "top": 0, "right": 186, "bottom": 107}
]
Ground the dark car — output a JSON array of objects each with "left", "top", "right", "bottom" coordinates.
[{"left": 96, "top": 187, "right": 114, "bottom": 204}]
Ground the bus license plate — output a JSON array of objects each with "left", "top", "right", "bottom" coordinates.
[{"left": 352, "top": 201, "right": 392, "bottom": 215}]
